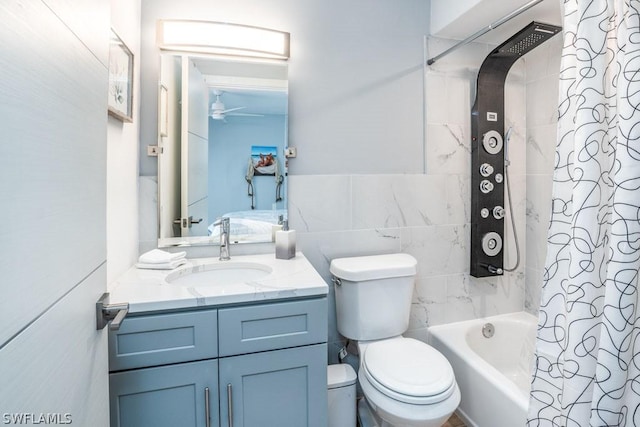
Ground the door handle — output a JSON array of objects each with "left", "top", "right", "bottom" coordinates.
[
  {"left": 173, "top": 216, "right": 203, "bottom": 228},
  {"left": 227, "top": 383, "right": 234, "bottom": 427},
  {"left": 205, "top": 387, "right": 211, "bottom": 427},
  {"left": 96, "top": 293, "right": 129, "bottom": 331}
]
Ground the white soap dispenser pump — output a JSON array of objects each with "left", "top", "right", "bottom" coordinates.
[{"left": 275, "top": 220, "right": 296, "bottom": 260}]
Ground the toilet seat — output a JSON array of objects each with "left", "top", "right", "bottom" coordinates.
[{"left": 361, "top": 337, "right": 455, "bottom": 405}]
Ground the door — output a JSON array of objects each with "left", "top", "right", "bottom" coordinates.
[
  {"left": 158, "top": 54, "right": 183, "bottom": 239},
  {"left": 110, "top": 360, "right": 219, "bottom": 427},
  {"left": 180, "top": 57, "right": 209, "bottom": 237},
  {"left": 0, "top": 0, "right": 109, "bottom": 425},
  {"left": 219, "top": 344, "right": 328, "bottom": 427}
]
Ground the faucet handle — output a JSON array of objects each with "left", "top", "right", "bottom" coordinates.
[
  {"left": 214, "top": 216, "right": 229, "bottom": 225},
  {"left": 214, "top": 217, "right": 230, "bottom": 233}
]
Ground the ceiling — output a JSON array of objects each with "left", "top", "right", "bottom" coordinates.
[
  {"left": 210, "top": 89, "right": 287, "bottom": 116},
  {"left": 190, "top": 57, "right": 288, "bottom": 117}
]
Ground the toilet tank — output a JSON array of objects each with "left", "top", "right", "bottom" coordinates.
[{"left": 330, "top": 254, "right": 417, "bottom": 341}]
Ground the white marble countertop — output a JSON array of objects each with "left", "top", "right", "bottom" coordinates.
[{"left": 109, "top": 252, "right": 328, "bottom": 313}]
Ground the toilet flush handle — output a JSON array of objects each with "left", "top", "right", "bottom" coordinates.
[{"left": 331, "top": 277, "right": 342, "bottom": 286}]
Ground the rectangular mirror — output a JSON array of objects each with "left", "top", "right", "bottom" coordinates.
[{"left": 157, "top": 54, "right": 288, "bottom": 247}]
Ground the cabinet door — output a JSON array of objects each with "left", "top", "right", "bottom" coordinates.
[
  {"left": 218, "top": 298, "right": 327, "bottom": 356},
  {"left": 109, "top": 309, "right": 218, "bottom": 371},
  {"left": 110, "top": 359, "right": 219, "bottom": 427},
  {"left": 219, "top": 344, "right": 327, "bottom": 427}
]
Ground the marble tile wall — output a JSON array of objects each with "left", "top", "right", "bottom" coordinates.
[
  {"left": 290, "top": 38, "right": 531, "bottom": 362},
  {"left": 523, "top": 35, "right": 563, "bottom": 314},
  {"left": 137, "top": 32, "right": 563, "bottom": 363}
]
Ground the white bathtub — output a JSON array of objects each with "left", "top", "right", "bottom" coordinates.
[{"left": 428, "top": 312, "right": 537, "bottom": 427}]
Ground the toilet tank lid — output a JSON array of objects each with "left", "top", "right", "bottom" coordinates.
[
  {"left": 328, "top": 364, "right": 357, "bottom": 389},
  {"left": 329, "top": 254, "right": 417, "bottom": 282}
]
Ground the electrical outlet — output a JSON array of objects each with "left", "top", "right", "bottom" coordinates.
[
  {"left": 338, "top": 346, "right": 348, "bottom": 361},
  {"left": 284, "top": 147, "right": 297, "bottom": 158},
  {"left": 147, "top": 145, "right": 162, "bottom": 156}
]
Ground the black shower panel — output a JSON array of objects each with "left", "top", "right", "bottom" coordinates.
[{"left": 470, "top": 22, "right": 561, "bottom": 278}]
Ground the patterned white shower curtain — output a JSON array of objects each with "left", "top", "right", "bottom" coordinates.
[{"left": 527, "top": 0, "right": 640, "bottom": 426}]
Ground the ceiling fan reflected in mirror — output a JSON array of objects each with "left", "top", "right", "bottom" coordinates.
[{"left": 209, "top": 89, "right": 264, "bottom": 121}]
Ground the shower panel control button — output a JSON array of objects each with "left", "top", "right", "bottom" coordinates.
[
  {"left": 480, "top": 180, "right": 494, "bottom": 194},
  {"left": 494, "top": 173, "right": 503, "bottom": 183},
  {"left": 479, "top": 163, "right": 494, "bottom": 177},
  {"left": 482, "top": 232, "right": 502, "bottom": 257},
  {"left": 493, "top": 206, "right": 505, "bottom": 219},
  {"left": 481, "top": 208, "right": 490, "bottom": 218},
  {"left": 482, "top": 130, "right": 503, "bottom": 155}
]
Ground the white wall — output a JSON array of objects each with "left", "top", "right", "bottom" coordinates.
[
  {"left": 289, "top": 37, "right": 529, "bottom": 359},
  {"left": 139, "top": 0, "right": 428, "bottom": 178},
  {"left": 107, "top": 0, "right": 142, "bottom": 288},
  {"left": 138, "top": 0, "right": 431, "bottom": 355},
  {"left": 137, "top": 1, "right": 562, "bottom": 363}
]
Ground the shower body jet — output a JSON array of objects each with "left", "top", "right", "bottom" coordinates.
[{"left": 470, "top": 22, "right": 560, "bottom": 278}]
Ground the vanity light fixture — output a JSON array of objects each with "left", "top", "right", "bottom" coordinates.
[{"left": 157, "top": 20, "right": 290, "bottom": 60}]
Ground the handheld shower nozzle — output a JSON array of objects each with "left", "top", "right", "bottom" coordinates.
[
  {"left": 504, "top": 127, "right": 514, "bottom": 165},
  {"left": 504, "top": 127, "right": 513, "bottom": 144}
]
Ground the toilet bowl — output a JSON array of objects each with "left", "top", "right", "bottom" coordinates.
[
  {"left": 357, "top": 338, "right": 460, "bottom": 427},
  {"left": 330, "top": 254, "right": 460, "bottom": 427}
]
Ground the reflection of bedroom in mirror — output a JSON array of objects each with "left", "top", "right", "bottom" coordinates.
[{"left": 157, "top": 54, "right": 288, "bottom": 247}]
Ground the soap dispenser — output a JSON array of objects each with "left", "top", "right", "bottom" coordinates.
[
  {"left": 275, "top": 220, "right": 296, "bottom": 259},
  {"left": 271, "top": 214, "right": 284, "bottom": 242}
]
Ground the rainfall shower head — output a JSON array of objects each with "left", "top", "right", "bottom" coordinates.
[
  {"left": 474, "top": 21, "right": 562, "bottom": 91},
  {"left": 493, "top": 22, "right": 561, "bottom": 58}
]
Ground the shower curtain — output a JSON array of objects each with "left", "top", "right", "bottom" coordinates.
[{"left": 527, "top": 0, "right": 640, "bottom": 426}]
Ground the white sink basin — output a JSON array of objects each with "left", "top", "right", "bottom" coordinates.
[{"left": 167, "top": 262, "right": 273, "bottom": 287}]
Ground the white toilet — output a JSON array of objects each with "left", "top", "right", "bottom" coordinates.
[{"left": 330, "top": 253, "right": 460, "bottom": 427}]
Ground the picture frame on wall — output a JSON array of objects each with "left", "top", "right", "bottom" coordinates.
[
  {"left": 107, "top": 28, "right": 133, "bottom": 122},
  {"left": 251, "top": 145, "right": 278, "bottom": 176}
]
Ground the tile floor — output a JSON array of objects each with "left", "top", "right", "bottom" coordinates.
[
  {"left": 443, "top": 413, "right": 466, "bottom": 427},
  {"left": 355, "top": 412, "right": 466, "bottom": 426},
  {"left": 354, "top": 398, "right": 466, "bottom": 426}
]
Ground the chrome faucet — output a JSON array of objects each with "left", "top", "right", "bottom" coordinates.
[{"left": 214, "top": 217, "right": 231, "bottom": 261}]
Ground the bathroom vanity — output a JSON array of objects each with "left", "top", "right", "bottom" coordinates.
[{"left": 106, "top": 253, "right": 328, "bottom": 427}]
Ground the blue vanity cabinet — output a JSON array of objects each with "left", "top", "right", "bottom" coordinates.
[
  {"left": 108, "top": 309, "right": 219, "bottom": 427},
  {"left": 109, "top": 359, "right": 219, "bottom": 427},
  {"left": 108, "top": 309, "right": 218, "bottom": 371},
  {"left": 219, "top": 344, "right": 327, "bottom": 427},
  {"left": 108, "top": 297, "right": 328, "bottom": 427},
  {"left": 218, "top": 299, "right": 328, "bottom": 427}
]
